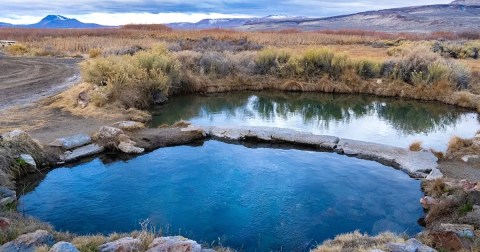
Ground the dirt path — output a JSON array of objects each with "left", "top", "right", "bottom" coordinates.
[{"left": 0, "top": 54, "right": 81, "bottom": 110}]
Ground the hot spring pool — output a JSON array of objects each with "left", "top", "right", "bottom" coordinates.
[{"left": 19, "top": 140, "right": 423, "bottom": 251}]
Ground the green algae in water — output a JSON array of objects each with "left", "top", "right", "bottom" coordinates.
[{"left": 20, "top": 141, "right": 423, "bottom": 251}]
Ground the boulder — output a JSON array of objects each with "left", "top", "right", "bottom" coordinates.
[
  {"left": 2, "top": 130, "right": 31, "bottom": 142},
  {"left": 49, "top": 134, "right": 92, "bottom": 150},
  {"left": 439, "top": 223, "right": 475, "bottom": 238},
  {"left": 147, "top": 236, "right": 202, "bottom": 252},
  {"left": 468, "top": 191, "right": 480, "bottom": 205},
  {"left": 113, "top": 121, "right": 145, "bottom": 131},
  {"left": 95, "top": 126, "right": 124, "bottom": 140},
  {"left": 118, "top": 142, "right": 144, "bottom": 154},
  {"left": 49, "top": 241, "right": 80, "bottom": 252},
  {"left": 0, "top": 230, "right": 55, "bottom": 252},
  {"left": 420, "top": 196, "right": 439, "bottom": 209},
  {"left": 387, "top": 238, "right": 436, "bottom": 252},
  {"left": 19, "top": 154, "right": 37, "bottom": 173},
  {"left": 429, "top": 231, "right": 464, "bottom": 251},
  {"left": 426, "top": 169, "right": 443, "bottom": 181},
  {"left": 62, "top": 144, "right": 105, "bottom": 162},
  {"left": 153, "top": 91, "right": 168, "bottom": 105},
  {"left": 0, "top": 217, "right": 11, "bottom": 231},
  {"left": 0, "top": 186, "right": 16, "bottom": 207},
  {"left": 98, "top": 237, "right": 141, "bottom": 252}
]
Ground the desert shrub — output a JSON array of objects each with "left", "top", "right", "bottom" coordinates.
[
  {"left": 423, "top": 179, "right": 447, "bottom": 198},
  {"left": 389, "top": 47, "right": 471, "bottom": 89},
  {"left": 255, "top": 49, "right": 283, "bottom": 75},
  {"left": 432, "top": 40, "right": 480, "bottom": 59},
  {"left": 81, "top": 45, "right": 181, "bottom": 109},
  {"left": 448, "top": 62, "right": 472, "bottom": 90},
  {"left": 5, "top": 44, "right": 29, "bottom": 55},
  {"left": 88, "top": 48, "right": 102, "bottom": 58},
  {"left": 198, "top": 51, "right": 234, "bottom": 76},
  {"left": 330, "top": 54, "right": 351, "bottom": 79},
  {"left": 300, "top": 48, "right": 335, "bottom": 78},
  {"left": 354, "top": 58, "right": 381, "bottom": 79},
  {"left": 409, "top": 140, "right": 423, "bottom": 151}
]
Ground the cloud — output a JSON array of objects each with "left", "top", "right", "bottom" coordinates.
[{"left": 0, "top": 0, "right": 453, "bottom": 25}]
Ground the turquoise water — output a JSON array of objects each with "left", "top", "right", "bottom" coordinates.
[
  {"left": 151, "top": 92, "right": 480, "bottom": 151},
  {"left": 20, "top": 141, "right": 423, "bottom": 251}
]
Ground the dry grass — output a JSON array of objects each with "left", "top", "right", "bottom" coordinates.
[
  {"left": 0, "top": 211, "right": 53, "bottom": 245},
  {"left": 446, "top": 136, "right": 479, "bottom": 159},
  {"left": 313, "top": 231, "right": 405, "bottom": 252},
  {"left": 409, "top": 140, "right": 423, "bottom": 152},
  {"left": 423, "top": 179, "right": 447, "bottom": 198}
]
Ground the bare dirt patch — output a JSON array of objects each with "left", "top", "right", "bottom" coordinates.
[{"left": 0, "top": 54, "right": 80, "bottom": 110}]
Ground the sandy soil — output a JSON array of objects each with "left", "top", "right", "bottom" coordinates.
[
  {"left": 439, "top": 159, "right": 480, "bottom": 181},
  {"left": 0, "top": 54, "right": 80, "bottom": 110},
  {"left": 0, "top": 54, "right": 123, "bottom": 143}
]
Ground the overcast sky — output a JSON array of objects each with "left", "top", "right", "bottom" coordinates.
[{"left": 0, "top": 0, "right": 453, "bottom": 25}]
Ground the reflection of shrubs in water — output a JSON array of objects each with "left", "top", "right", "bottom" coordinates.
[{"left": 153, "top": 92, "right": 464, "bottom": 135}]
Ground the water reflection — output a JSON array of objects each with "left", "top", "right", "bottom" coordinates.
[{"left": 151, "top": 92, "right": 479, "bottom": 150}]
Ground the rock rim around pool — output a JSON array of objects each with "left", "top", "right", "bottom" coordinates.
[{"left": 198, "top": 125, "right": 440, "bottom": 178}]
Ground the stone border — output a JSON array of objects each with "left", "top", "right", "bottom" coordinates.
[{"left": 185, "top": 125, "right": 441, "bottom": 180}]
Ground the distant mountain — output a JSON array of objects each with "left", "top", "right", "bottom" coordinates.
[
  {"left": 451, "top": 0, "right": 480, "bottom": 5},
  {"left": 242, "top": 4, "right": 480, "bottom": 32},
  {"left": 167, "top": 15, "right": 307, "bottom": 30},
  {"left": 0, "top": 22, "right": 12, "bottom": 28},
  {"left": 0, "top": 15, "right": 106, "bottom": 29},
  {"left": 167, "top": 2, "right": 480, "bottom": 33},
  {"left": 25, "top": 15, "right": 105, "bottom": 28}
]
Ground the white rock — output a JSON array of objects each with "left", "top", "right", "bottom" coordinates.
[
  {"left": 49, "top": 241, "right": 80, "bottom": 252},
  {"left": 49, "top": 134, "right": 92, "bottom": 150},
  {"left": 99, "top": 237, "right": 141, "bottom": 252},
  {"left": 19, "top": 154, "right": 37, "bottom": 172},
  {"left": 426, "top": 169, "right": 443, "bottom": 181},
  {"left": 118, "top": 142, "right": 144, "bottom": 154},
  {"left": 147, "top": 236, "right": 202, "bottom": 252},
  {"left": 461, "top": 155, "right": 480, "bottom": 163}
]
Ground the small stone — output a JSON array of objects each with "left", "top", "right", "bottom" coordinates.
[
  {"left": 98, "top": 237, "right": 141, "bottom": 252},
  {"left": 147, "top": 236, "right": 202, "bottom": 252},
  {"left": 0, "top": 186, "right": 16, "bottom": 207},
  {"left": 19, "top": 154, "right": 37, "bottom": 173},
  {"left": 376, "top": 79, "right": 383, "bottom": 84},
  {"left": 420, "top": 196, "right": 439, "bottom": 209},
  {"left": 118, "top": 142, "right": 144, "bottom": 154},
  {"left": 0, "top": 217, "right": 11, "bottom": 231},
  {"left": 95, "top": 126, "right": 124, "bottom": 140},
  {"left": 461, "top": 155, "right": 480, "bottom": 162},
  {"left": 426, "top": 169, "right": 443, "bottom": 181},
  {"left": 113, "top": 121, "right": 145, "bottom": 131},
  {"left": 49, "top": 241, "right": 80, "bottom": 252},
  {"left": 0, "top": 230, "right": 55, "bottom": 252}
]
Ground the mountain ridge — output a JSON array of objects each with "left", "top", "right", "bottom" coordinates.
[{"left": 0, "top": 15, "right": 106, "bottom": 29}]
